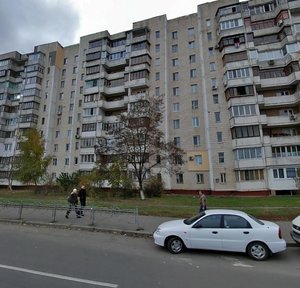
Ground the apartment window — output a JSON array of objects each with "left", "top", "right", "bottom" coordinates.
[
  {"left": 155, "top": 87, "right": 160, "bottom": 96},
  {"left": 188, "top": 41, "right": 195, "bottom": 49},
  {"left": 80, "top": 86, "right": 83, "bottom": 94},
  {"left": 68, "top": 116, "right": 72, "bottom": 124},
  {"left": 220, "top": 173, "right": 227, "bottom": 183},
  {"left": 74, "top": 55, "right": 78, "bottom": 62},
  {"left": 209, "top": 62, "right": 216, "bottom": 71},
  {"left": 172, "top": 58, "right": 179, "bottom": 66},
  {"left": 218, "top": 152, "right": 225, "bottom": 163},
  {"left": 192, "top": 117, "right": 199, "bottom": 127},
  {"left": 193, "top": 135, "right": 200, "bottom": 146},
  {"left": 63, "top": 58, "right": 68, "bottom": 65},
  {"left": 71, "top": 91, "right": 75, "bottom": 98},
  {"left": 155, "top": 72, "right": 160, "bottom": 81},
  {"left": 155, "top": 31, "right": 160, "bottom": 38},
  {"left": 227, "top": 68, "right": 250, "bottom": 79},
  {"left": 211, "top": 78, "right": 217, "bottom": 89},
  {"left": 235, "top": 147, "right": 262, "bottom": 160},
  {"left": 215, "top": 112, "right": 221, "bottom": 122},
  {"left": 213, "top": 94, "right": 219, "bottom": 104},
  {"left": 53, "top": 158, "right": 57, "bottom": 166},
  {"left": 220, "top": 18, "right": 243, "bottom": 30},
  {"left": 208, "top": 47, "right": 214, "bottom": 57},
  {"left": 173, "top": 119, "right": 180, "bottom": 129},
  {"left": 174, "top": 137, "right": 181, "bottom": 147},
  {"left": 192, "top": 100, "right": 199, "bottom": 110},
  {"left": 273, "top": 168, "right": 296, "bottom": 179},
  {"left": 69, "top": 103, "right": 74, "bottom": 111},
  {"left": 155, "top": 44, "right": 160, "bottom": 53},
  {"left": 272, "top": 145, "right": 300, "bottom": 158},
  {"left": 236, "top": 170, "right": 264, "bottom": 181},
  {"left": 196, "top": 173, "right": 204, "bottom": 184},
  {"left": 173, "top": 87, "right": 180, "bottom": 96},
  {"left": 155, "top": 58, "right": 160, "bottom": 66},
  {"left": 60, "top": 81, "right": 64, "bottom": 88},
  {"left": 188, "top": 27, "right": 195, "bottom": 36},
  {"left": 190, "top": 69, "right": 196, "bottom": 78},
  {"left": 62, "top": 69, "right": 66, "bottom": 76},
  {"left": 231, "top": 104, "right": 256, "bottom": 116},
  {"left": 54, "top": 144, "right": 58, "bottom": 152},
  {"left": 72, "top": 79, "right": 76, "bottom": 86},
  {"left": 189, "top": 54, "right": 196, "bottom": 63},
  {"left": 65, "top": 158, "right": 70, "bottom": 166},
  {"left": 231, "top": 125, "right": 260, "bottom": 139},
  {"left": 172, "top": 31, "right": 178, "bottom": 39},
  {"left": 176, "top": 173, "right": 183, "bottom": 184},
  {"left": 172, "top": 44, "right": 178, "bottom": 53},
  {"left": 66, "top": 143, "right": 70, "bottom": 151},
  {"left": 194, "top": 155, "right": 202, "bottom": 165},
  {"left": 73, "top": 66, "right": 78, "bottom": 74},
  {"left": 217, "top": 132, "right": 223, "bottom": 143},
  {"left": 56, "top": 131, "right": 60, "bottom": 138},
  {"left": 173, "top": 72, "right": 179, "bottom": 81},
  {"left": 207, "top": 32, "right": 212, "bottom": 41},
  {"left": 206, "top": 19, "right": 211, "bottom": 27},
  {"left": 191, "top": 84, "right": 198, "bottom": 94},
  {"left": 173, "top": 103, "right": 180, "bottom": 112}
]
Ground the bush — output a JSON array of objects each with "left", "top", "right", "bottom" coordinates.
[{"left": 144, "top": 177, "right": 164, "bottom": 198}]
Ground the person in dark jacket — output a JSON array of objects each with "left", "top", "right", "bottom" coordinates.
[
  {"left": 65, "top": 188, "right": 81, "bottom": 219},
  {"left": 78, "top": 185, "right": 87, "bottom": 216}
]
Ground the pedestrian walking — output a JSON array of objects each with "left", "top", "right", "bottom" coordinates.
[
  {"left": 78, "top": 185, "right": 87, "bottom": 216},
  {"left": 65, "top": 188, "right": 81, "bottom": 219},
  {"left": 198, "top": 190, "right": 207, "bottom": 213}
]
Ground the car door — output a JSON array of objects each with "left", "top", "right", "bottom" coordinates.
[
  {"left": 189, "top": 214, "right": 223, "bottom": 250},
  {"left": 221, "top": 214, "right": 253, "bottom": 252}
]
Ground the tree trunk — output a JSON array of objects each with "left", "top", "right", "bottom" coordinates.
[{"left": 139, "top": 189, "right": 145, "bottom": 200}]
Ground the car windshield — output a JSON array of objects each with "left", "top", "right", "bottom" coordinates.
[
  {"left": 184, "top": 212, "right": 206, "bottom": 225},
  {"left": 248, "top": 214, "right": 264, "bottom": 225}
]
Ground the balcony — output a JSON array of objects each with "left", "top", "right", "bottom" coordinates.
[
  {"left": 266, "top": 156, "right": 300, "bottom": 167},
  {"left": 102, "top": 85, "right": 125, "bottom": 95},
  {"left": 254, "top": 71, "right": 300, "bottom": 89},
  {"left": 231, "top": 137, "right": 262, "bottom": 149},
  {"left": 257, "top": 92, "right": 300, "bottom": 107},
  {"left": 234, "top": 158, "right": 265, "bottom": 169},
  {"left": 99, "top": 98, "right": 128, "bottom": 110},
  {"left": 229, "top": 115, "right": 261, "bottom": 127},
  {"left": 124, "top": 78, "right": 150, "bottom": 89},
  {"left": 235, "top": 181, "right": 268, "bottom": 191},
  {"left": 263, "top": 135, "right": 300, "bottom": 146}
]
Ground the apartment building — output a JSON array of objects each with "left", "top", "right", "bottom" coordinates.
[{"left": 0, "top": 0, "right": 299, "bottom": 195}]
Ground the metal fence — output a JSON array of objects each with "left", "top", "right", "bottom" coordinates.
[{"left": 0, "top": 203, "right": 140, "bottom": 231}]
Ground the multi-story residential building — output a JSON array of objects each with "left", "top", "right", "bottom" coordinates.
[{"left": 0, "top": 0, "right": 299, "bottom": 195}]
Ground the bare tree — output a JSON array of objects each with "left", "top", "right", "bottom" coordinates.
[{"left": 95, "top": 96, "right": 184, "bottom": 199}]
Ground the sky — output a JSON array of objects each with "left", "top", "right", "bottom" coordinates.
[{"left": 0, "top": 0, "right": 213, "bottom": 55}]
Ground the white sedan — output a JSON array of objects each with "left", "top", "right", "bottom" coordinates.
[
  {"left": 290, "top": 215, "right": 300, "bottom": 245},
  {"left": 153, "top": 209, "right": 286, "bottom": 261}
]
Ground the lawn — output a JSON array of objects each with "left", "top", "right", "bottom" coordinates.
[{"left": 0, "top": 189, "right": 299, "bottom": 220}]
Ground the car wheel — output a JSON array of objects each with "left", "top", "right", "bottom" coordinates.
[
  {"left": 246, "top": 241, "right": 269, "bottom": 261},
  {"left": 167, "top": 237, "right": 184, "bottom": 254}
]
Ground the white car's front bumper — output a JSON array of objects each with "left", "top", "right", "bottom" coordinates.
[{"left": 153, "top": 230, "right": 166, "bottom": 247}]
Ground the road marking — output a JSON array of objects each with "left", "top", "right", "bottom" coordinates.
[
  {"left": 233, "top": 262, "right": 253, "bottom": 268},
  {"left": 0, "top": 264, "right": 118, "bottom": 287}
]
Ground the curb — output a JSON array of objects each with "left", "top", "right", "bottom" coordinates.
[{"left": 0, "top": 218, "right": 298, "bottom": 247}]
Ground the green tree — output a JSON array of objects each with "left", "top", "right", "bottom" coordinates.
[
  {"left": 56, "top": 172, "right": 81, "bottom": 192},
  {"left": 94, "top": 96, "right": 184, "bottom": 199},
  {"left": 14, "top": 128, "right": 52, "bottom": 186}
]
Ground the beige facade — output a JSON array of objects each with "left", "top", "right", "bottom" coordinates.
[{"left": 0, "top": 0, "right": 299, "bottom": 195}]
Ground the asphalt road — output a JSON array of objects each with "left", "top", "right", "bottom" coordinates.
[{"left": 0, "top": 223, "right": 299, "bottom": 288}]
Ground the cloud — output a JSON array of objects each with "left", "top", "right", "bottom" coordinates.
[{"left": 0, "top": 0, "right": 80, "bottom": 55}]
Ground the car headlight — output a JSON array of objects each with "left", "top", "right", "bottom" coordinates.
[{"left": 155, "top": 227, "right": 161, "bottom": 234}]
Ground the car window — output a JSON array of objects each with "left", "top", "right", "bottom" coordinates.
[
  {"left": 223, "top": 215, "right": 251, "bottom": 229},
  {"left": 247, "top": 214, "right": 264, "bottom": 225},
  {"left": 193, "top": 214, "right": 222, "bottom": 229},
  {"left": 184, "top": 212, "right": 206, "bottom": 225}
]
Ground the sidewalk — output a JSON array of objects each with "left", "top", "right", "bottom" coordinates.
[{"left": 0, "top": 204, "right": 297, "bottom": 247}]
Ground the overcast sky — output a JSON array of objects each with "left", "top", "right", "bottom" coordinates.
[{"left": 0, "top": 0, "right": 213, "bottom": 55}]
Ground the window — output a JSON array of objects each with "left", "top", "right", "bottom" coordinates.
[
  {"left": 54, "top": 144, "right": 58, "bottom": 152},
  {"left": 189, "top": 54, "right": 196, "bottom": 63},
  {"left": 215, "top": 112, "right": 221, "bottom": 122},
  {"left": 71, "top": 91, "right": 75, "bottom": 98},
  {"left": 174, "top": 137, "right": 181, "bottom": 147},
  {"left": 173, "top": 87, "right": 180, "bottom": 96},
  {"left": 213, "top": 94, "right": 219, "bottom": 104},
  {"left": 224, "top": 215, "right": 251, "bottom": 229},
  {"left": 193, "top": 135, "right": 200, "bottom": 146},
  {"left": 231, "top": 125, "right": 260, "bottom": 139},
  {"left": 172, "top": 31, "right": 178, "bottom": 39},
  {"left": 190, "top": 69, "right": 196, "bottom": 78},
  {"left": 74, "top": 55, "right": 78, "bottom": 62},
  {"left": 52, "top": 158, "right": 57, "bottom": 166},
  {"left": 188, "top": 27, "right": 195, "bottom": 36},
  {"left": 155, "top": 87, "right": 160, "bottom": 96},
  {"left": 194, "top": 155, "right": 202, "bottom": 165},
  {"left": 192, "top": 100, "right": 199, "bottom": 110},
  {"left": 66, "top": 143, "right": 70, "bottom": 151},
  {"left": 196, "top": 173, "right": 204, "bottom": 184},
  {"left": 226, "top": 68, "right": 250, "bottom": 79},
  {"left": 217, "top": 132, "right": 223, "bottom": 143},
  {"left": 63, "top": 58, "right": 68, "bottom": 65},
  {"left": 172, "top": 58, "right": 179, "bottom": 66},
  {"left": 207, "top": 32, "right": 212, "bottom": 41},
  {"left": 62, "top": 69, "right": 66, "bottom": 76},
  {"left": 173, "top": 119, "right": 180, "bottom": 129},
  {"left": 220, "top": 173, "right": 226, "bottom": 183},
  {"left": 188, "top": 41, "right": 195, "bottom": 49},
  {"left": 155, "top": 44, "right": 160, "bottom": 53},
  {"left": 235, "top": 147, "right": 262, "bottom": 160},
  {"left": 208, "top": 47, "right": 214, "bottom": 57},
  {"left": 211, "top": 78, "right": 217, "bottom": 89},
  {"left": 231, "top": 105, "right": 256, "bottom": 117},
  {"left": 206, "top": 19, "right": 211, "bottom": 27},
  {"left": 155, "top": 72, "right": 160, "bottom": 81},
  {"left": 172, "top": 44, "right": 178, "bottom": 53},
  {"left": 73, "top": 67, "right": 78, "bottom": 74},
  {"left": 65, "top": 158, "right": 70, "bottom": 165},
  {"left": 155, "top": 30, "right": 160, "bottom": 38},
  {"left": 218, "top": 152, "right": 225, "bottom": 163},
  {"left": 209, "top": 62, "right": 216, "bottom": 71},
  {"left": 176, "top": 173, "right": 183, "bottom": 184},
  {"left": 195, "top": 215, "right": 221, "bottom": 229},
  {"left": 155, "top": 58, "right": 160, "bottom": 66},
  {"left": 192, "top": 117, "right": 199, "bottom": 127},
  {"left": 173, "top": 72, "right": 179, "bottom": 81},
  {"left": 72, "top": 79, "right": 76, "bottom": 86},
  {"left": 237, "top": 170, "right": 264, "bottom": 181},
  {"left": 60, "top": 81, "right": 64, "bottom": 88},
  {"left": 173, "top": 103, "right": 180, "bottom": 112},
  {"left": 191, "top": 84, "right": 198, "bottom": 94}
]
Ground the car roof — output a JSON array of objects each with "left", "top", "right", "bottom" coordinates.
[{"left": 204, "top": 209, "right": 249, "bottom": 217}]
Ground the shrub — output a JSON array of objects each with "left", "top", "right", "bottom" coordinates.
[{"left": 144, "top": 177, "right": 164, "bottom": 198}]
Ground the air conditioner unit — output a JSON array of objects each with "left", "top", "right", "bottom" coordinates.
[
  {"left": 212, "top": 85, "right": 217, "bottom": 90},
  {"left": 290, "top": 114, "right": 296, "bottom": 121},
  {"left": 75, "top": 134, "right": 81, "bottom": 139},
  {"left": 189, "top": 156, "right": 194, "bottom": 161},
  {"left": 277, "top": 19, "right": 284, "bottom": 27}
]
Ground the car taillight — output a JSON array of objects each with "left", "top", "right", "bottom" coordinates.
[{"left": 278, "top": 228, "right": 282, "bottom": 239}]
